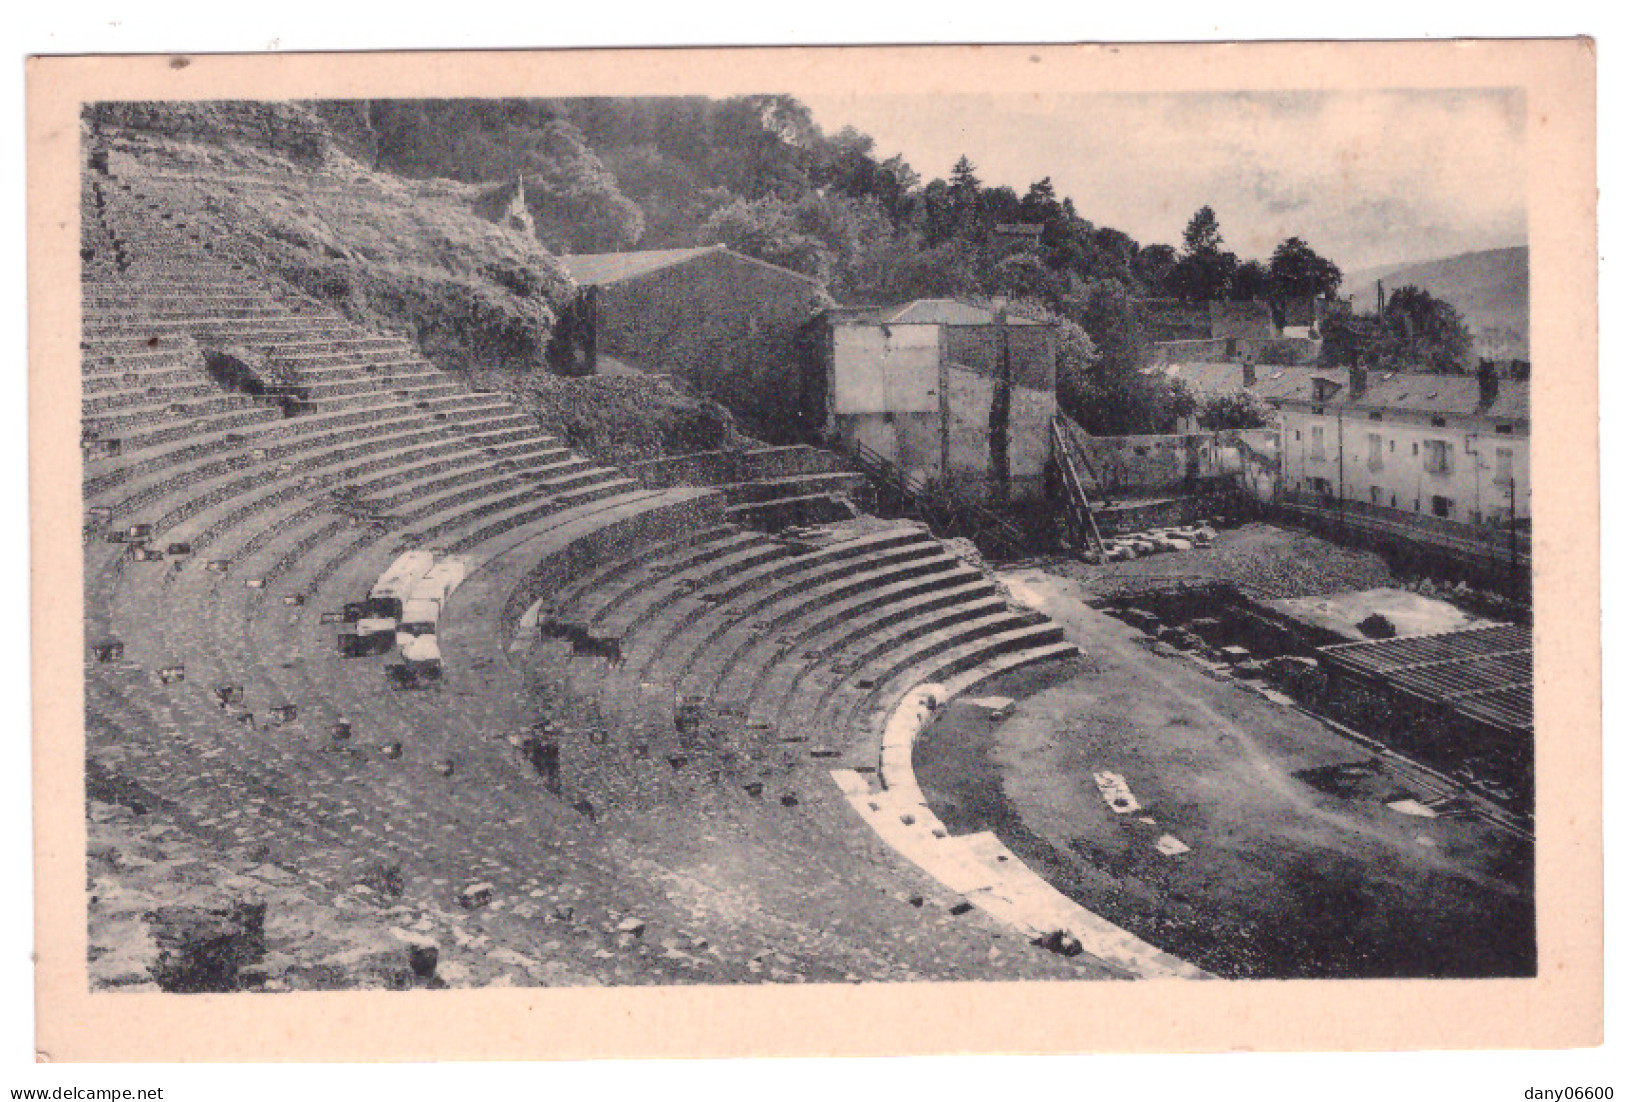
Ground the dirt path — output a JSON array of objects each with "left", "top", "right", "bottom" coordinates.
[{"left": 914, "top": 569, "right": 1534, "bottom": 979}]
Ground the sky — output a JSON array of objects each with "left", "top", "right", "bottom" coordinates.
[{"left": 795, "top": 88, "right": 1528, "bottom": 276}]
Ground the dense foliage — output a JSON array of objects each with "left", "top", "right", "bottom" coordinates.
[
  {"left": 1319, "top": 286, "right": 1475, "bottom": 373},
  {"left": 1197, "top": 391, "right": 1274, "bottom": 431},
  {"left": 358, "top": 95, "right": 1462, "bottom": 428}
]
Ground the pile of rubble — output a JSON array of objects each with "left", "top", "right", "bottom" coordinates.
[
  {"left": 1400, "top": 575, "right": 1528, "bottom": 624},
  {"left": 1092, "top": 523, "right": 1218, "bottom": 563},
  {"left": 1108, "top": 605, "right": 1323, "bottom": 702}
]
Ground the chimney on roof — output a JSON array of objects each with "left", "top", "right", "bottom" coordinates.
[
  {"left": 1241, "top": 354, "right": 1256, "bottom": 389},
  {"left": 1477, "top": 359, "right": 1501, "bottom": 409},
  {"left": 1349, "top": 350, "right": 1368, "bottom": 399}
]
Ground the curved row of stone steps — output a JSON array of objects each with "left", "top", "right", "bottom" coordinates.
[{"left": 79, "top": 153, "right": 1112, "bottom": 984}]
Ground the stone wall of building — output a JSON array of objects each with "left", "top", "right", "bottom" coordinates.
[
  {"left": 1210, "top": 300, "right": 1278, "bottom": 340},
  {"left": 593, "top": 250, "right": 827, "bottom": 440},
  {"left": 1075, "top": 432, "right": 1225, "bottom": 497},
  {"left": 941, "top": 324, "right": 1057, "bottom": 391},
  {"left": 1135, "top": 299, "right": 1213, "bottom": 342}
]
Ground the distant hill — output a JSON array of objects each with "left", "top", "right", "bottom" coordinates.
[{"left": 1344, "top": 246, "right": 1528, "bottom": 360}]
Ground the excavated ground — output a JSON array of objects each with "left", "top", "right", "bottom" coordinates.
[
  {"left": 914, "top": 569, "right": 1535, "bottom": 979},
  {"left": 1055, "top": 521, "right": 1398, "bottom": 600}
]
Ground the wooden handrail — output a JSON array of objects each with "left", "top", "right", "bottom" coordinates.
[
  {"left": 1053, "top": 410, "right": 1105, "bottom": 486},
  {"left": 1049, "top": 416, "right": 1107, "bottom": 556},
  {"left": 848, "top": 442, "right": 1026, "bottom": 557}
]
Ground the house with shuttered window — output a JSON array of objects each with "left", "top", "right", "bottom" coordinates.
[{"left": 1275, "top": 366, "right": 1531, "bottom": 571}]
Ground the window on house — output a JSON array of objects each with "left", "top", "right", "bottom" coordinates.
[
  {"left": 1294, "top": 430, "right": 1301, "bottom": 441},
  {"left": 1312, "top": 405, "right": 1325, "bottom": 415},
  {"left": 1310, "top": 425, "right": 1326, "bottom": 461},
  {"left": 1422, "top": 439, "right": 1453, "bottom": 474},
  {"left": 1431, "top": 495, "right": 1453, "bottom": 519},
  {"left": 1369, "top": 411, "right": 1383, "bottom": 421},
  {"left": 1370, "top": 486, "right": 1381, "bottom": 504},
  {"left": 1495, "top": 446, "right": 1514, "bottom": 486},
  {"left": 1495, "top": 423, "right": 1514, "bottom": 434},
  {"left": 1430, "top": 416, "right": 1447, "bottom": 428},
  {"left": 1366, "top": 433, "right": 1383, "bottom": 470},
  {"left": 1412, "top": 442, "right": 1419, "bottom": 456}
]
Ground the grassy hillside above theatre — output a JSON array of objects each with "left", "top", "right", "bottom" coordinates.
[{"left": 89, "top": 100, "right": 576, "bottom": 377}]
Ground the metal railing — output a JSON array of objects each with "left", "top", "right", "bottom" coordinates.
[
  {"left": 1049, "top": 414, "right": 1107, "bottom": 555},
  {"left": 848, "top": 443, "right": 1027, "bottom": 559},
  {"left": 1276, "top": 490, "right": 1530, "bottom": 568}
]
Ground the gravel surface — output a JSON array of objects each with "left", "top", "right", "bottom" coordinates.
[{"left": 1057, "top": 522, "right": 1397, "bottom": 600}]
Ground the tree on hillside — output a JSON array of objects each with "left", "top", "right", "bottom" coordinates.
[
  {"left": 986, "top": 252, "right": 1064, "bottom": 302},
  {"left": 701, "top": 188, "right": 903, "bottom": 292},
  {"left": 949, "top": 155, "right": 982, "bottom": 195},
  {"left": 1182, "top": 205, "right": 1224, "bottom": 255},
  {"left": 705, "top": 95, "right": 820, "bottom": 199},
  {"left": 1019, "top": 177, "right": 1061, "bottom": 224},
  {"left": 922, "top": 155, "right": 983, "bottom": 244},
  {"left": 1317, "top": 287, "right": 1474, "bottom": 373},
  {"left": 1318, "top": 302, "right": 1387, "bottom": 368},
  {"left": 977, "top": 186, "right": 1024, "bottom": 240},
  {"left": 1169, "top": 247, "right": 1238, "bottom": 303},
  {"left": 1132, "top": 243, "right": 1179, "bottom": 296},
  {"left": 1070, "top": 278, "right": 1145, "bottom": 377},
  {"left": 523, "top": 120, "right": 646, "bottom": 252},
  {"left": 785, "top": 190, "right": 895, "bottom": 289},
  {"left": 818, "top": 127, "right": 919, "bottom": 223},
  {"left": 1066, "top": 365, "right": 1196, "bottom": 437},
  {"left": 1384, "top": 285, "right": 1474, "bottom": 373},
  {"left": 1057, "top": 278, "right": 1192, "bottom": 435},
  {"left": 1091, "top": 228, "right": 1139, "bottom": 285},
  {"left": 699, "top": 195, "right": 829, "bottom": 279},
  {"left": 918, "top": 179, "right": 959, "bottom": 248},
  {"left": 1230, "top": 259, "right": 1272, "bottom": 301},
  {"left": 1168, "top": 205, "right": 1238, "bottom": 302},
  {"left": 598, "top": 143, "right": 717, "bottom": 248},
  {"left": 366, "top": 103, "right": 644, "bottom": 253},
  {"left": 1268, "top": 236, "right": 1342, "bottom": 300},
  {"left": 841, "top": 236, "right": 983, "bottom": 303}
]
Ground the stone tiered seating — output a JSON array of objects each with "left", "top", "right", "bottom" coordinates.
[
  {"left": 80, "top": 144, "right": 1135, "bottom": 985},
  {"left": 512, "top": 515, "right": 1077, "bottom": 808},
  {"left": 82, "top": 241, "right": 765, "bottom": 976}
]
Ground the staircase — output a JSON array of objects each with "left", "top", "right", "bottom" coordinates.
[
  {"left": 848, "top": 443, "right": 1027, "bottom": 560},
  {"left": 1050, "top": 414, "right": 1107, "bottom": 557}
]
